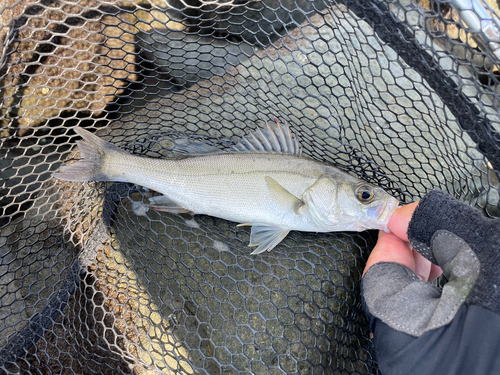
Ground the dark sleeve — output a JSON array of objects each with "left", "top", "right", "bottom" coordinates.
[{"left": 368, "top": 305, "right": 500, "bottom": 375}]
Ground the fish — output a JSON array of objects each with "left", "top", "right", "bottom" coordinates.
[{"left": 53, "top": 119, "right": 399, "bottom": 254}]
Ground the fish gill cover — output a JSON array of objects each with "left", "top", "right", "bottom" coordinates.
[{"left": 1, "top": 0, "right": 500, "bottom": 374}]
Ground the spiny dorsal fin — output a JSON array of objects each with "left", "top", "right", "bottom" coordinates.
[{"left": 232, "top": 118, "right": 302, "bottom": 156}]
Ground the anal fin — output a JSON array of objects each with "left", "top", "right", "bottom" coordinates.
[
  {"left": 147, "top": 195, "right": 191, "bottom": 214},
  {"left": 246, "top": 223, "right": 290, "bottom": 255}
]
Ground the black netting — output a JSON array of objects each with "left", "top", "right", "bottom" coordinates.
[{"left": 1, "top": 0, "right": 500, "bottom": 373}]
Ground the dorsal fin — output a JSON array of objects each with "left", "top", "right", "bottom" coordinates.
[
  {"left": 232, "top": 119, "right": 302, "bottom": 156},
  {"left": 171, "top": 137, "right": 223, "bottom": 155}
]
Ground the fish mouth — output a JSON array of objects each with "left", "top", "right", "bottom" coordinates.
[{"left": 367, "top": 198, "right": 399, "bottom": 227}]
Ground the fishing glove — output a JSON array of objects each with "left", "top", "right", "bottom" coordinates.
[{"left": 362, "top": 190, "right": 500, "bottom": 375}]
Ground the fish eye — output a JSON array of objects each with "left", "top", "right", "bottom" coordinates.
[{"left": 356, "top": 185, "right": 374, "bottom": 203}]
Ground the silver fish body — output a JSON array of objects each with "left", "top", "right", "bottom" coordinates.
[{"left": 53, "top": 121, "right": 399, "bottom": 254}]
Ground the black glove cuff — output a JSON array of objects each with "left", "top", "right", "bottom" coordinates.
[{"left": 407, "top": 190, "right": 498, "bottom": 263}]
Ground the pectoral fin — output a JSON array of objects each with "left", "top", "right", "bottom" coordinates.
[
  {"left": 147, "top": 195, "right": 191, "bottom": 214},
  {"left": 247, "top": 223, "right": 290, "bottom": 255},
  {"left": 265, "top": 176, "right": 306, "bottom": 215}
]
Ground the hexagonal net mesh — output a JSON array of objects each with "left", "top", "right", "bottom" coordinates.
[{"left": 1, "top": 0, "right": 500, "bottom": 373}]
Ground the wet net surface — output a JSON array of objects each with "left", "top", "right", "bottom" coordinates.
[{"left": 1, "top": 0, "right": 500, "bottom": 373}]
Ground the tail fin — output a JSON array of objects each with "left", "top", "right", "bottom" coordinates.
[{"left": 52, "top": 127, "right": 126, "bottom": 182}]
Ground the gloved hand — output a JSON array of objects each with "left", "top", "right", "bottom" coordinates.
[{"left": 362, "top": 190, "right": 500, "bottom": 375}]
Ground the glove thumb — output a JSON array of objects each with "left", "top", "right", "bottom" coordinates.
[{"left": 362, "top": 231, "right": 479, "bottom": 337}]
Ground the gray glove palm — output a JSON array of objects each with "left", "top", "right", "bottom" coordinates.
[{"left": 363, "top": 230, "right": 479, "bottom": 336}]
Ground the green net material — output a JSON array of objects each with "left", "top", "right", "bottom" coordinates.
[{"left": 1, "top": 0, "right": 500, "bottom": 373}]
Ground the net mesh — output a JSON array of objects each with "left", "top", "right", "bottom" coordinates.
[{"left": 1, "top": 0, "right": 500, "bottom": 373}]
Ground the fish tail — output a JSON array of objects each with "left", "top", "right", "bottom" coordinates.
[{"left": 52, "top": 127, "right": 127, "bottom": 182}]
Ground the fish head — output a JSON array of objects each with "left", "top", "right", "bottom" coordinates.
[{"left": 302, "top": 176, "right": 399, "bottom": 232}]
